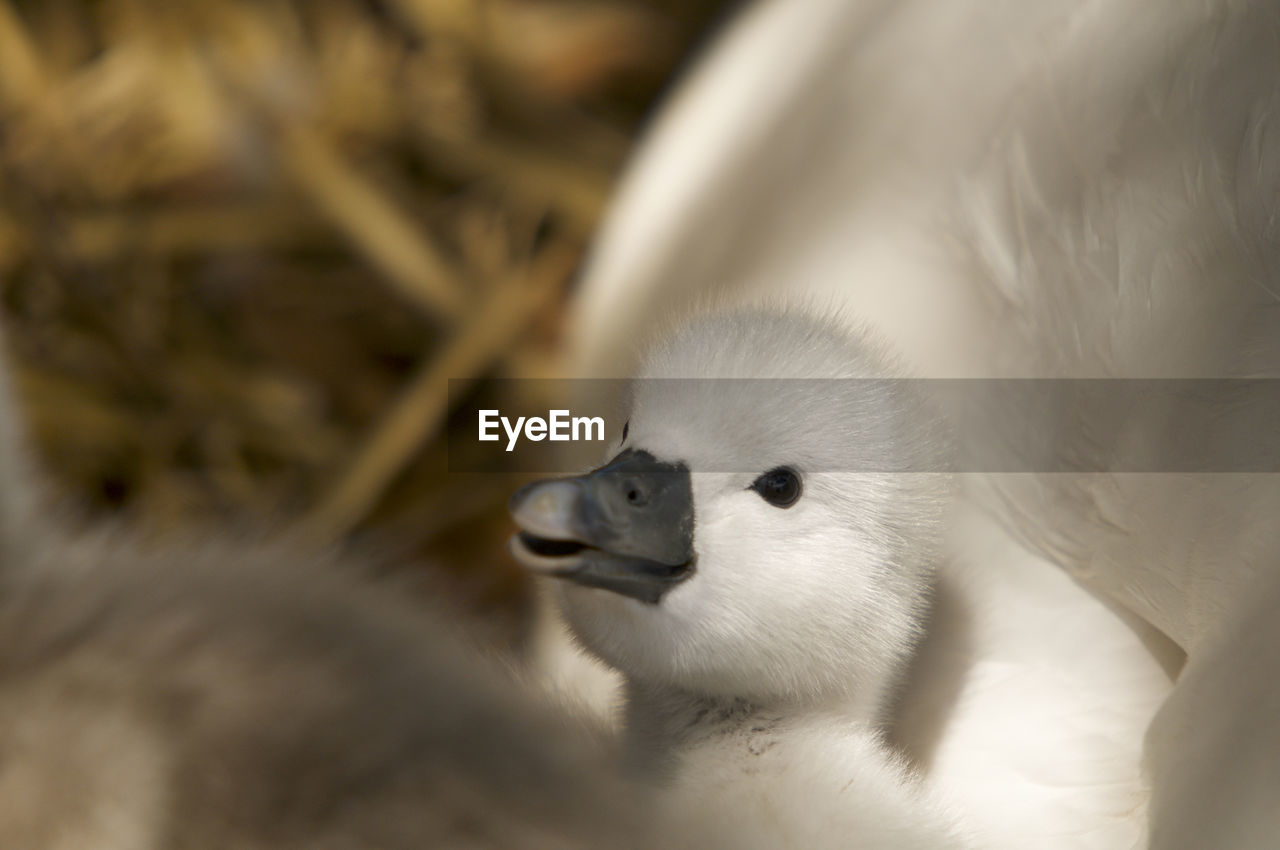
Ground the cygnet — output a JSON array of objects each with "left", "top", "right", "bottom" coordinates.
[
  {"left": 511, "top": 306, "right": 970, "bottom": 849},
  {"left": 0, "top": 345, "right": 655, "bottom": 850}
]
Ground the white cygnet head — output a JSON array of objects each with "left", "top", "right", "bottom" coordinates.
[{"left": 512, "top": 307, "right": 950, "bottom": 713}]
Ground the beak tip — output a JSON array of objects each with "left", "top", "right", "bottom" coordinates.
[{"left": 508, "top": 479, "right": 584, "bottom": 540}]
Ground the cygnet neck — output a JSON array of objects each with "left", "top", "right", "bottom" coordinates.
[{"left": 622, "top": 677, "right": 885, "bottom": 780}]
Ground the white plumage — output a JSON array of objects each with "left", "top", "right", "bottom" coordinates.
[
  {"left": 544, "top": 0, "right": 1280, "bottom": 845},
  {"left": 514, "top": 307, "right": 971, "bottom": 848}
]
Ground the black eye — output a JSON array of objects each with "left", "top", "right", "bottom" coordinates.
[
  {"left": 621, "top": 419, "right": 630, "bottom": 442},
  {"left": 750, "top": 467, "right": 801, "bottom": 508}
]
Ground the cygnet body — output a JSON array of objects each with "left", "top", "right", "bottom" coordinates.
[{"left": 512, "top": 308, "right": 969, "bottom": 849}]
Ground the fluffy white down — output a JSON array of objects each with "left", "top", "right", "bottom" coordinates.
[
  {"left": 558, "top": 309, "right": 949, "bottom": 712},
  {"left": 547, "top": 308, "right": 971, "bottom": 848},
  {"left": 661, "top": 718, "right": 970, "bottom": 850}
]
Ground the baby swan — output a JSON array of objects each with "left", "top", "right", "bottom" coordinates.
[{"left": 511, "top": 307, "right": 968, "bottom": 848}]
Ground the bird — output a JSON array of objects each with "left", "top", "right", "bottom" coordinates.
[
  {"left": 511, "top": 306, "right": 973, "bottom": 849},
  {"left": 0, "top": 538, "right": 660, "bottom": 850},
  {"left": 519, "top": 301, "right": 1174, "bottom": 847},
  {"left": 543, "top": 0, "right": 1280, "bottom": 844},
  {"left": 0, "top": 338, "right": 667, "bottom": 850}
]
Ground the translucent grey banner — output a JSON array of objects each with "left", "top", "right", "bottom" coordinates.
[{"left": 447, "top": 379, "right": 1280, "bottom": 473}]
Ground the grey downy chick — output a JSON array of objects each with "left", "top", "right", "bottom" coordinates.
[{"left": 0, "top": 353, "right": 654, "bottom": 850}]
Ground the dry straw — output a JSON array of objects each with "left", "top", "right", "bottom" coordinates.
[{"left": 0, "top": 0, "right": 725, "bottom": 630}]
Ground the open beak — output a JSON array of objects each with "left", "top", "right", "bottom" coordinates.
[{"left": 508, "top": 449, "right": 695, "bottom": 604}]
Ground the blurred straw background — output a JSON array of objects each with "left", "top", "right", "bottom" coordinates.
[{"left": 0, "top": 0, "right": 736, "bottom": 646}]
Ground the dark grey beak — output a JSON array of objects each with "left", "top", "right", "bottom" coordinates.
[{"left": 508, "top": 450, "right": 695, "bottom": 604}]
